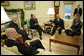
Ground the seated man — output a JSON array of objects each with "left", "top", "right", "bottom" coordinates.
[
  {"left": 8, "top": 16, "right": 31, "bottom": 42},
  {"left": 5, "top": 28, "right": 45, "bottom": 55},
  {"left": 51, "top": 14, "right": 65, "bottom": 36},
  {"left": 65, "top": 14, "right": 82, "bottom": 36},
  {"left": 29, "top": 14, "right": 46, "bottom": 40}
]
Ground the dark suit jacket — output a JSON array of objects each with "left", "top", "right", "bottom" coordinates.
[
  {"left": 71, "top": 19, "right": 82, "bottom": 34},
  {"left": 29, "top": 18, "right": 38, "bottom": 29},
  {"left": 5, "top": 39, "right": 35, "bottom": 55},
  {"left": 74, "top": 8, "right": 82, "bottom": 16},
  {"left": 8, "top": 21, "right": 30, "bottom": 42},
  {"left": 5, "top": 38, "right": 45, "bottom": 55},
  {"left": 8, "top": 21, "right": 20, "bottom": 32},
  {"left": 53, "top": 18, "right": 65, "bottom": 29}
]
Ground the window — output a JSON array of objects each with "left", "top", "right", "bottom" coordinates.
[{"left": 65, "top": 5, "right": 72, "bottom": 19}]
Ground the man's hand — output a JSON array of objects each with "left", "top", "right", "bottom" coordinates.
[
  {"left": 25, "top": 40, "right": 30, "bottom": 45},
  {"left": 69, "top": 28, "right": 72, "bottom": 31},
  {"left": 57, "top": 27, "right": 61, "bottom": 30},
  {"left": 52, "top": 23, "right": 55, "bottom": 27},
  {"left": 20, "top": 27, "right": 23, "bottom": 30}
]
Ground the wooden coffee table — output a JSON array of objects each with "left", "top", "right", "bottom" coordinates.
[{"left": 49, "top": 34, "right": 81, "bottom": 55}]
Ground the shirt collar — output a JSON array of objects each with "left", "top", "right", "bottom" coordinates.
[{"left": 8, "top": 37, "right": 16, "bottom": 41}]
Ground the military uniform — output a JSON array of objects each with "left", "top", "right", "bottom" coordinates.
[
  {"left": 65, "top": 19, "right": 82, "bottom": 36},
  {"left": 51, "top": 18, "right": 65, "bottom": 35}
]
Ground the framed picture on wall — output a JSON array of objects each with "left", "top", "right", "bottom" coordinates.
[
  {"left": 24, "top": 1, "right": 36, "bottom": 10},
  {"left": 54, "top": 1, "right": 60, "bottom": 6},
  {"left": 1, "top": 1, "right": 10, "bottom": 6}
]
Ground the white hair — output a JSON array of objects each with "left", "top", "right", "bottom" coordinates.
[
  {"left": 12, "top": 15, "right": 17, "bottom": 19},
  {"left": 5, "top": 28, "right": 13, "bottom": 36}
]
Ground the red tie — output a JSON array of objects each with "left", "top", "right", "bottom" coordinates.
[{"left": 16, "top": 39, "right": 28, "bottom": 47}]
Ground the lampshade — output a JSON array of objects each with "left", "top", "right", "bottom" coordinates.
[
  {"left": 47, "top": 8, "right": 55, "bottom": 15},
  {"left": 1, "top": 6, "right": 10, "bottom": 24}
]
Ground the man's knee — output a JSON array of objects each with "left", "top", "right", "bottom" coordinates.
[
  {"left": 52, "top": 27, "right": 57, "bottom": 32},
  {"left": 71, "top": 30, "right": 76, "bottom": 36},
  {"left": 65, "top": 29, "right": 69, "bottom": 33},
  {"left": 34, "top": 39, "right": 40, "bottom": 42}
]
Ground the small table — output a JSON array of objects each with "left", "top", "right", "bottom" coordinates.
[
  {"left": 49, "top": 34, "right": 80, "bottom": 55},
  {"left": 44, "top": 23, "right": 53, "bottom": 30}
]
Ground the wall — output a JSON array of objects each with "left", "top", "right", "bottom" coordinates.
[
  {"left": 3, "top": 1, "right": 54, "bottom": 25},
  {"left": 3, "top": 1, "right": 83, "bottom": 46},
  {"left": 3, "top": 1, "right": 83, "bottom": 24}
]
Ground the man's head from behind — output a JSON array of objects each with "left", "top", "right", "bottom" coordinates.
[
  {"left": 5, "top": 28, "right": 18, "bottom": 39},
  {"left": 31, "top": 14, "right": 36, "bottom": 19},
  {"left": 74, "top": 14, "right": 80, "bottom": 20}
]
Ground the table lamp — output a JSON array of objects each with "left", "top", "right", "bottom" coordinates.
[
  {"left": 1, "top": 6, "right": 11, "bottom": 25},
  {"left": 47, "top": 8, "right": 55, "bottom": 21}
]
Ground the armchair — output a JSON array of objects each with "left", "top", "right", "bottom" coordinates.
[{"left": 27, "top": 19, "right": 37, "bottom": 39}]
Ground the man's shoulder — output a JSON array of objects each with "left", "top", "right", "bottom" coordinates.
[
  {"left": 75, "top": 8, "right": 77, "bottom": 9},
  {"left": 60, "top": 18, "right": 64, "bottom": 21},
  {"left": 10, "top": 21, "right": 14, "bottom": 23},
  {"left": 80, "top": 8, "right": 82, "bottom": 10},
  {"left": 54, "top": 18, "right": 57, "bottom": 20},
  {"left": 30, "top": 18, "right": 32, "bottom": 20},
  {"left": 79, "top": 19, "right": 82, "bottom": 23},
  {"left": 80, "top": 8, "right": 82, "bottom": 9}
]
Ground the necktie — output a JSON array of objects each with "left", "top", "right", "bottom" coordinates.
[{"left": 16, "top": 39, "right": 28, "bottom": 47}]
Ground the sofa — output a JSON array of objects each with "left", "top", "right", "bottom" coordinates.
[{"left": 1, "top": 45, "right": 59, "bottom": 55}]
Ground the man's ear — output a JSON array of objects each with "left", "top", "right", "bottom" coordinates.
[{"left": 8, "top": 33, "right": 11, "bottom": 38}]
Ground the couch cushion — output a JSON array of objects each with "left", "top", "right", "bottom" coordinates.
[
  {"left": 1, "top": 47, "right": 17, "bottom": 55},
  {"left": 4, "top": 45, "right": 22, "bottom": 55}
]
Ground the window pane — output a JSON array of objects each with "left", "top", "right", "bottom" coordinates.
[{"left": 65, "top": 5, "right": 72, "bottom": 19}]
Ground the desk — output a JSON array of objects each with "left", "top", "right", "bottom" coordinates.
[{"left": 49, "top": 34, "right": 80, "bottom": 55}]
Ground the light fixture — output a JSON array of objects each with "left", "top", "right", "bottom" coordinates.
[
  {"left": 47, "top": 8, "right": 55, "bottom": 20},
  {"left": 1, "top": 6, "right": 11, "bottom": 25}
]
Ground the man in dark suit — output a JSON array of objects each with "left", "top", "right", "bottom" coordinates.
[
  {"left": 74, "top": 4, "right": 82, "bottom": 17},
  {"left": 8, "top": 16, "right": 31, "bottom": 42},
  {"left": 29, "top": 14, "right": 46, "bottom": 40},
  {"left": 65, "top": 14, "right": 82, "bottom": 36},
  {"left": 5, "top": 28, "right": 45, "bottom": 55},
  {"left": 51, "top": 14, "right": 65, "bottom": 36}
]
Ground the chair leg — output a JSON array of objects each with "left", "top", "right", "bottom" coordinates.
[
  {"left": 31, "top": 31, "right": 33, "bottom": 39},
  {"left": 77, "top": 46, "right": 80, "bottom": 55},
  {"left": 1, "top": 40, "right": 4, "bottom": 47},
  {"left": 28, "top": 29, "right": 30, "bottom": 34}
]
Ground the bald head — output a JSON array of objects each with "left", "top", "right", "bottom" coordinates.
[
  {"left": 31, "top": 14, "right": 36, "bottom": 19},
  {"left": 56, "top": 14, "right": 60, "bottom": 19},
  {"left": 5, "top": 28, "right": 18, "bottom": 39},
  {"left": 74, "top": 14, "right": 80, "bottom": 19}
]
